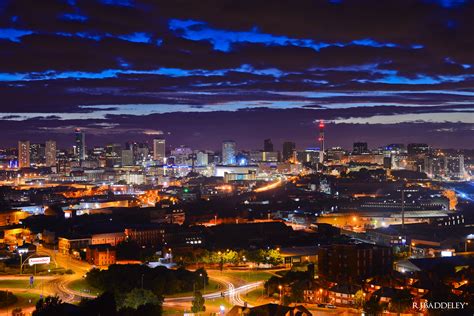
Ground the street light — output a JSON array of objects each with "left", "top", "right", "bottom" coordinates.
[
  {"left": 278, "top": 285, "right": 283, "bottom": 304},
  {"left": 465, "top": 239, "right": 472, "bottom": 252},
  {"left": 218, "top": 251, "right": 223, "bottom": 271}
]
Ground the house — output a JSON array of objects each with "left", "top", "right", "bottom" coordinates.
[
  {"left": 227, "top": 303, "right": 312, "bottom": 316},
  {"left": 372, "top": 287, "right": 410, "bottom": 304},
  {"left": 327, "top": 284, "right": 361, "bottom": 306}
]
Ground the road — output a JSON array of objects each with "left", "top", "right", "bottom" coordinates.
[{"left": 21, "top": 245, "right": 95, "bottom": 303}]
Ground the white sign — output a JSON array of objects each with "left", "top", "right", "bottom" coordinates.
[{"left": 28, "top": 257, "right": 51, "bottom": 266}]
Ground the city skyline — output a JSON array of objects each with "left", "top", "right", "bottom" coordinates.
[
  {"left": 0, "top": 2, "right": 473, "bottom": 314},
  {"left": 0, "top": 1, "right": 474, "bottom": 148}
]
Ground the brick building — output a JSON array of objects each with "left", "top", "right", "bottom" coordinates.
[
  {"left": 318, "top": 242, "right": 392, "bottom": 281},
  {"left": 86, "top": 244, "right": 116, "bottom": 266}
]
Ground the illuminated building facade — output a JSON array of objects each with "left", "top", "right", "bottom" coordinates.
[
  {"left": 153, "top": 138, "right": 166, "bottom": 163},
  {"left": 282, "top": 141, "right": 296, "bottom": 162},
  {"left": 18, "top": 140, "right": 30, "bottom": 169},
  {"left": 75, "top": 128, "right": 86, "bottom": 161},
  {"left": 45, "top": 140, "right": 57, "bottom": 167},
  {"left": 222, "top": 140, "right": 236, "bottom": 165}
]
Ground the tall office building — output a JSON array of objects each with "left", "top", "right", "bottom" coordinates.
[
  {"left": 446, "top": 155, "right": 465, "bottom": 179},
  {"left": 407, "top": 143, "right": 430, "bottom": 156},
  {"left": 121, "top": 149, "right": 134, "bottom": 166},
  {"left": 105, "top": 143, "right": 122, "bottom": 168},
  {"left": 75, "top": 128, "right": 86, "bottom": 161},
  {"left": 222, "top": 140, "right": 236, "bottom": 165},
  {"left": 263, "top": 139, "right": 274, "bottom": 152},
  {"left": 353, "top": 142, "right": 368, "bottom": 155},
  {"left": 153, "top": 138, "right": 166, "bottom": 163},
  {"left": 318, "top": 120, "right": 325, "bottom": 163},
  {"left": 45, "top": 140, "right": 57, "bottom": 167},
  {"left": 282, "top": 141, "right": 296, "bottom": 162},
  {"left": 18, "top": 140, "right": 30, "bottom": 169},
  {"left": 30, "top": 143, "right": 45, "bottom": 165}
]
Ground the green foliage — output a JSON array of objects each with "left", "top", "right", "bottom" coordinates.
[
  {"left": 354, "top": 290, "right": 366, "bottom": 309},
  {"left": 118, "top": 303, "right": 162, "bottom": 316},
  {"left": 363, "top": 296, "right": 384, "bottom": 316},
  {"left": 120, "top": 288, "right": 161, "bottom": 310},
  {"left": 33, "top": 296, "right": 64, "bottom": 316},
  {"left": 264, "top": 271, "right": 309, "bottom": 298},
  {"left": 79, "top": 291, "right": 117, "bottom": 315},
  {"left": 0, "top": 290, "right": 17, "bottom": 308},
  {"left": 389, "top": 289, "right": 412, "bottom": 313},
  {"left": 86, "top": 264, "right": 208, "bottom": 297},
  {"left": 247, "top": 249, "right": 283, "bottom": 266},
  {"left": 191, "top": 291, "right": 205, "bottom": 313},
  {"left": 197, "top": 248, "right": 283, "bottom": 266},
  {"left": 116, "top": 240, "right": 141, "bottom": 260}
]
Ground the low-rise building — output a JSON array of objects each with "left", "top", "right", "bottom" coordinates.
[
  {"left": 86, "top": 244, "right": 116, "bottom": 266},
  {"left": 58, "top": 235, "right": 91, "bottom": 255}
]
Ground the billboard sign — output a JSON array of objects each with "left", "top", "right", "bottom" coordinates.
[{"left": 28, "top": 257, "right": 51, "bottom": 266}]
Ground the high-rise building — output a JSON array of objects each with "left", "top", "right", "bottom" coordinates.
[
  {"left": 446, "top": 155, "right": 465, "bottom": 179},
  {"left": 18, "top": 140, "right": 30, "bottom": 169},
  {"left": 318, "top": 120, "right": 325, "bottom": 163},
  {"left": 45, "top": 140, "right": 57, "bottom": 167},
  {"left": 297, "top": 148, "right": 320, "bottom": 165},
  {"left": 263, "top": 139, "right": 274, "bottom": 152},
  {"left": 196, "top": 151, "right": 209, "bottom": 166},
  {"left": 282, "top": 141, "right": 296, "bottom": 162},
  {"left": 222, "top": 140, "right": 236, "bottom": 165},
  {"left": 121, "top": 149, "right": 134, "bottom": 166},
  {"left": 75, "top": 128, "right": 86, "bottom": 161},
  {"left": 407, "top": 143, "right": 430, "bottom": 156},
  {"left": 153, "top": 138, "right": 166, "bottom": 163},
  {"left": 30, "top": 143, "right": 45, "bottom": 165},
  {"left": 105, "top": 143, "right": 122, "bottom": 168},
  {"left": 353, "top": 142, "right": 368, "bottom": 155}
]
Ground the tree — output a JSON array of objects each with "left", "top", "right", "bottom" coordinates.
[
  {"left": 116, "top": 240, "right": 141, "bottom": 260},
  {"left": 191, "top": 291, "right": 206, "bottom": 313},
  {"left": 222, "top": 250, "right": 239, "bottom": 264},
  {"left": 120, "top": 288, "right": 161, "bottom": 310},
  {"left": 354, "top": 290, "right": 366, "bottom": 309},
  {"left": 0, "top": 291, "right": 17, "bottom": 308},
  {"left": 364, "top": 296, "right": 384, "bottom": 316},
  {"left": 389, "top": 290, "right": 412, "bottom": 315},
  {"left": 33, "top": 296, "right": 64, "bottom": 316},
  {"left": 12, "top": 308, "right": 25, "bottom": 316},
  {"left": 79, "top": 291, "right": 117, "bottom": 315}
]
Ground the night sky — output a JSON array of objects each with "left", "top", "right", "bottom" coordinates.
[{"left": 0, "top": 0, "right": 473, "bottom": 150}]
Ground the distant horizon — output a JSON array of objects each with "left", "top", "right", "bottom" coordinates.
[{"left": 1, "top": 1, "right": 474, "bottom": 149}]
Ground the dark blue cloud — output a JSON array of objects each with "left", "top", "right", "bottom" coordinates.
[
  {"left": 59, "top": 13, "right": 88, "bottom": 22},
  {"left": 168, "top": 19, "right": 421, "bottom": 52},
  {"left": 0, "top": 28, "right": 32, "bottom": 41},
  {"left": 0, "top": 0, "right": 473, "bottom": 148}
]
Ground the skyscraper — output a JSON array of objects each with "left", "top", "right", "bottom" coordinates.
[
  {"left": 153, "top": 138, "right": 166, "bottom": 163},
  {"left": 18, "top": 140, "right": 30, "bottom": 169},
  {"left": 75, "top": 128, "right": 86, "bottom": 161},
  {"left": 222, "top": 140, "right": 236, "bottom": 165},
  {"left": 318, "top": 120, "right": 325, "bottom": 163},
  {"left": 263, "top": 139, "right": 274, "bottom": 152},
  {"left": 121, "top": 149, "right": 134, "bottom": 166},
  {"left": 30, "top": 143, "right": 45, "bottom": 165},
  {"left": 45, "top": 140, "right": 57, "bottom": 167},
  {"left": 353, "top": 142, "right": 368, "bottom": 155},
  {"left": 105, "top": 143, "right": 122, "bottom": 168},
  {"left": 282, "top": 141, "right": 296, "bottom": 162}
]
